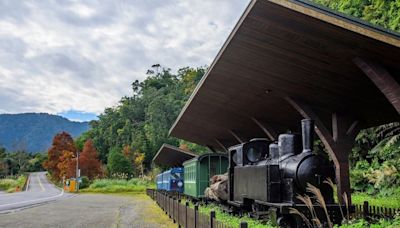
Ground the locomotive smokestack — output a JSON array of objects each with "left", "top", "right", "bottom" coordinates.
[{"left": 301, "top": 119, "right": 314, "bottom": 153}]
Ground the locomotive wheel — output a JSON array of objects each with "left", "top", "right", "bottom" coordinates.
[{"left": 277, "top": 215, "right": 297, "bottom": 228}]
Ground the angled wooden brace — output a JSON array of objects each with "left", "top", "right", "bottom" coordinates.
[
  {"left": 285, "top": 97, "right": 361, "bottom": 204},
  {"left": 229, "top": 130, "right": 245, "bottom": 144},
  {"left": 215, "top": 139, "right": 228, "bottom": 153},
  {"left": 251, "top": 117, "right": 278, "bottom": 141},
  {"left": 353, "top": 57, "right": 400, "bottom": 114}
]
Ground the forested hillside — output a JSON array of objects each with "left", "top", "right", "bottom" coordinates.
[
  {"left": 312, "top": 0, "right": 400, "bottom": 32},
  {"left": 0, "top": 113, "right": 89, "bottom": 153},
  {"left": 79, "top": 66, "right": 208, "bottom": 165}
]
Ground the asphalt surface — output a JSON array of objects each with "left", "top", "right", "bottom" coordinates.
[
  {"left": 0, "top": 193, "right": 175, "bottom": 228},
  {"left": 0, "top": 172, "right": 72, "bottom": 213},
  {"left": 0, "top": 172, "right": 175, "bottom": 228}
]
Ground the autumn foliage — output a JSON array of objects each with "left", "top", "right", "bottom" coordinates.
[
  {"left": 43, "top": 132, "right": 77, "bottom": 181},
  {"left": 57, "top": 150, "right": 76, "bottom": 179},
  {"left": 122, "top": 145, "right": 145, "bottom": 177},
  {"left": 44, "top": 132, "right": 103, "bottom": 181},
  {"left": 79, "top": 139, "right": 103, "bottom": 179}
]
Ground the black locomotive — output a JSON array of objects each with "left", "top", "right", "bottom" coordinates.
[{"left": 227, "top": 119, "right": 344, "bottom": 227}]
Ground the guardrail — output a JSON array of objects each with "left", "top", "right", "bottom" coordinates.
[{"left": 146, "top": 189, "right": 248, "bottom": 228}]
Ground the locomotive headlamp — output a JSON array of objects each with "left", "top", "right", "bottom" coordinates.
[
  {"left": 232, "top": 151, "right": 238, "bottom": 165},
  {"left": 177, "top": 181, "right": 183, "bottom": 187},
  {"left": 246, "top": 147, "right": 262, "bottom": 162}
]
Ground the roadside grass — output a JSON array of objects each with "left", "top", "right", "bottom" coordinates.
[
  {"left": 0, "top": 175, "right": 27, "bottom": 193},
  {"left": 352, "top": 191, "right": 400, "bottom": 208},
  {"left": 180, "top": 199, "right": 273, "bottom": 228},
  {"left": 81, "top": 178, "right": 155, "bottom": 194},
  {"left": 337, "top": 216, "right": 400, "bottom": 228}
]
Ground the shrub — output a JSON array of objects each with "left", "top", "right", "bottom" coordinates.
[
  {"left": 79, "top": 176, "right": 90, "bottom": 189},
  {"left": 81, "top": 177, "right": 155, "bottom": 193},
  {"left": 0, "top": 175, "right": 27, "bottom": 192},
  {"left": 107, "top": 148, "right": 133, "bottom": 176}
]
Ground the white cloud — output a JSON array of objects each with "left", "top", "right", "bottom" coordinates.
[{"left": 0, "top": 0, "right": 250, "bottom": 115}]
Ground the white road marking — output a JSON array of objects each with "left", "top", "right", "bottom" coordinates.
[
  {"left": 0, "top": 189, "right": 64, "bottom": 208},
  {"left": 25, "top": 175, "right": 30, "bottom": 192},
  {"left": 37, "top": 174, "right": 45, "bottom": 191}
]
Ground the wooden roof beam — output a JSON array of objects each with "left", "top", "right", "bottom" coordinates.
[
  {"left": 215, "top": 139, "right": 228, "bottom": 152},
  {"left": 251, "top": 117, "right": 278, "bottom": 141},
  {"left": 353, "top": 57, "right": 400, "bottom": 114},
  {"left": 229, "top": 130, "right": 245, "bottom": 144}
]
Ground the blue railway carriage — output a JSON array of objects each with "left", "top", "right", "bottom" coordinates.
[{"left": 156, "top": 167, "right": 184, "bottom": 193}]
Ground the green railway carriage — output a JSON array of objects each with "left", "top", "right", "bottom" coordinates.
[{"left": 183, "top": 153, "right": 228, "bottom": 198}]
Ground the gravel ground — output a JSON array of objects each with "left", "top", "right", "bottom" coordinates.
[{"left": 0, "top": 193, "right": 175, "bottom": 228}]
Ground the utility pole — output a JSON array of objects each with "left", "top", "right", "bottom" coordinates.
[{"left": 76, "top": 151, "right": 80, "bottom": 192}]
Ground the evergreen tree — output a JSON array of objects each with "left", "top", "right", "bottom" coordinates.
[{"left": 107, "top": 147, "right": 133, "bottom": 176}]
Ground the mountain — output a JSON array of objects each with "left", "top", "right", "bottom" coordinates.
[{"left": 0, "top": 113, "right": 90, "bottom": 153}]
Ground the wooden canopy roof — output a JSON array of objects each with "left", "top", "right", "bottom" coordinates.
[
  {"left": 152, "top": 144, "right": 196, "bottom": 167},
  {"left": 169, "top": 0, "right": 400, "bottom": 151}
]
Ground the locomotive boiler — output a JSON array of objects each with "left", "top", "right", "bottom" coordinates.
[{"left": 227, "top": 119, "right": 342, "bottom": 227}]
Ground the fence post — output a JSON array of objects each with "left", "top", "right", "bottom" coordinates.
[
  {"left": 165, "top": 193, "right": 167, "bottom": 212},
  {"left": 363, "top": 201, "right": 369, "bottom": 219},
  {"left": 210, "top": 211, "right": 216, "bottom": 228},
  {"left": 178, "top": 199, "right": 181, "bottom": 228},
  {"left": 240, "top": 221, "right": 248, "bottom": 228},
  {"left": 173, "top": 198, "right": 176, "bottom": 223},
  {"left": 169, "top": 197, "right": 172, "bottom": 219},
  {"left": 194, "top": 204, "right": 198, "bottom": 228},
  {"left": 185, "top": 202, "right": 189, "bottom": 228}
]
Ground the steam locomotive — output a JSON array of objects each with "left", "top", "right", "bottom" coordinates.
[
  {"left": 156, "top": 119, "right": 346, "bottom": 227},
  {"left": 227, "top": 119, "right": 344, "bottom": 227}
]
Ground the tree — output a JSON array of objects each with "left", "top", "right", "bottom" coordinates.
[
  {"left": 57, "top": 150, "right": 76, "bottom": 179},
  {"left": 0, "top": 147, "right": 6, "bottom": 177},
  {"left": 43, "top": 132, "right": 76, "bottom": 181},
  {"left": 79, "top": 139, "right": 103, "bottom": 179},
  {"left": 133, "top": 151, "right": 145, "bottom": 177},
  {"left": 107, "top": 147, "right": 132, "bottom": 176},
  {"left": 312, "top": 0, "right": 400, "bottom": 32}
]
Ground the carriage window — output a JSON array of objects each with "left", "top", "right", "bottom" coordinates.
[
  {"left": 171, "top": 172, "right": 181, "bottom": 179},
  {"left": 210, "top": 158, "right": 218, "bottom": 177}
]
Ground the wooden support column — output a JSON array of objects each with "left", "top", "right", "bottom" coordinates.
[
  {"left": 286, "top": 97, "right": 360, "bottom": 204},
  {"left": 251, "top": 117, "right": 278, "bottom": 141},
  {"left": 353, "top": 57, "right": 400, "bottom": 114}
]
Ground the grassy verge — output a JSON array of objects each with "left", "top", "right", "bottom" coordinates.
[
  {"left": 81, "top": 178, "right": 155, "bottom": 194},
  {"left": 352, "top": 191, "right": 400, "bottom": 208},
  {"left": 180, "top": 199, "right": 273, "bottom": 228},
  {"left": 337, "top": 216, "right": 400, "bottom": 228},
  {"left": 0, "top": 175, "right": 27, "bottom": 193}
]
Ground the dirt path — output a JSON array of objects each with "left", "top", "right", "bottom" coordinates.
[{"left": 0, "top": 193, "right": 175, "bottom": 228}]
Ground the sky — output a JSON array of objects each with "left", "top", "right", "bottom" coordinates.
[{"left": 0, "top": 0, "right": 250, "bottom": 122}]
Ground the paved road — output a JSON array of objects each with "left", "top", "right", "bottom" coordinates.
[
  {"left": 0, "top": 172, "right": 72, "bottom": 213},
  {"left": 0, "top": 193, "right": 175, "bottom": 228}
]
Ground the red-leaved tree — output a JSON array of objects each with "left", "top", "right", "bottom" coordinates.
[
  {"left": 57, "top": 150, "right": 76, "bottom": 179},
  {"left": 79, "top": 139, "right": 103, "bottom": 179},
  {"left": 43, "top": 132, "right": 76, "bottom": 181}
]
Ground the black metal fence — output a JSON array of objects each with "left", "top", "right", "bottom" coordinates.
[
  {"left": 147, "top": 189, "right": 400, "bottom": 227},
  {"left": 354, "top": 201, "right": 400, "bottom": 219},
  {"left": 146, "top": 189, "right": 248, "bottom": 228}
]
